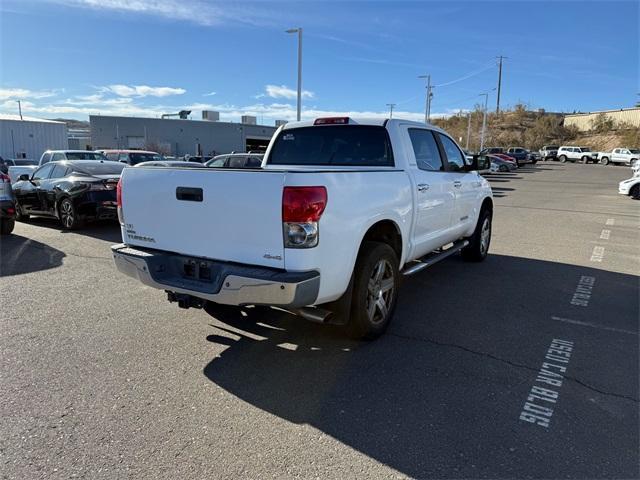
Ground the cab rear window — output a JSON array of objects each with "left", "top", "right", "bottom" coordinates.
[{"left": 269, "top": 125, "right": 394, "bottom": 167}]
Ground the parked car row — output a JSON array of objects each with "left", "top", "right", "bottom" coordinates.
[
  {"left": 538, "top": 145, "right": 639, "bottom": 167},
  {"left": 2, "top": 148, "right": 268, "bottom": 233}
]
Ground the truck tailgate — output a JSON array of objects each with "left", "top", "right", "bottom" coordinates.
[{"left": 120, "top": 167, "right": 286, "bottom": 269}]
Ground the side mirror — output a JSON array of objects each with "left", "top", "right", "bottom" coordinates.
[
  {"left": 18, "top": 173, "right": 31, "bottom": 181},
  {"left": 466, "top": 154, "right": 490, "bottom": 171}
]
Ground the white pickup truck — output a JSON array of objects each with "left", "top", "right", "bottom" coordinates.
[
  {"left": 112, "top": 118, "right": 493, "bottom": 339},
  {"left": 598, "top": 148, "right": 639, "bottom": 167}
]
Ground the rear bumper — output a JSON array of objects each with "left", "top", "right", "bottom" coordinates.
[{"left": 111, "top": 243, "right": 320, "bottom": 308}]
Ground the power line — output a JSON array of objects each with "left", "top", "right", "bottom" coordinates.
[{"left": 433, "top": 62, "right": 495, "bottom": 88}]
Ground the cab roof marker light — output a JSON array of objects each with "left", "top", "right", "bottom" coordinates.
[{"left": 313, "top": 117, "right": 350, "bottom": 125}]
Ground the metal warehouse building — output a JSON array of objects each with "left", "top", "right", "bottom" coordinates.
[
  {"left": 564, "top": 107, "right": 640, "bottom": 131},
  {"left": 90, "top": 115, "right": 278, "bottom": 156},
  {"left": 0, "top": 114, "right": 67, "bottom": 160}
]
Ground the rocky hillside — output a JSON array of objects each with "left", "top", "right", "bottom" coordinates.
[{"left": 432, "top": 105, "right": 639, "bottom": 152}]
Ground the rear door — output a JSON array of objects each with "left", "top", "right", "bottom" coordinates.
[
  {"left": 120, "top": 168, "right": 287, "bottom": 268},
  {"left": 39, "top": 163, "right": 69, "bottom": 214},
  {"left": 404, "top": 127, "right": 457, "bottom": 257},
  {"left": 435, "top": 133, "right": 477, "bottom": 236}
]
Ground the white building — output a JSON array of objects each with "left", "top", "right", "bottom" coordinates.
[{"left": 0, "top": 114, "right": 67, "bottom": 160}]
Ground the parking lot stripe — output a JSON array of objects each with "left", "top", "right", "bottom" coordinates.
[
  {"left": 551, "top": 316, "right": 638, "bottom": 336},
  {"left": 590, "top": 246, "right": 605, "bottom": 262},
  {"left": 599, "top": 229, "right": 611, "bottom": 240},
  {"left": 605, "top": 218, "right": 615, "bottom": 226}
]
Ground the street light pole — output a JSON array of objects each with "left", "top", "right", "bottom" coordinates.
[
  {"left": 16, "top": 100, "right": 22, "bottom": 120},
  {"left": 479, "top": 93, "right": 489, "bottom": 151},
  {"left": 286, "top": 27, "right": 303, "bottom": 121},
  {"left": 465, "top": 111, "right": 472, "bottom": 150}
]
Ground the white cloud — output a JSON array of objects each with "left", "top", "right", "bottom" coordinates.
[
  {"left": 39, "top": 0, "right": 286, "bottom": 27},
  {"left": 203, "top": 91, "right": 217, "bottom": 97},
  {"left": 103, "top": 84, "right": 186, "bottom": 97},
  {"left": 0, "top": 88, "right": 59, "bottom": 100},
  {"left": 265, "top": 85, "right": 314, "bottom": 100}
]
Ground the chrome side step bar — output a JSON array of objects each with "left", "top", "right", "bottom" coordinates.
[{"left": 402, "top": 240, "right": 469, "bottom": 276}]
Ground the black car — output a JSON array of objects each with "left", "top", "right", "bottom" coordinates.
[{"left": 12, "top": 160, "right": 125, "bottom": 230}]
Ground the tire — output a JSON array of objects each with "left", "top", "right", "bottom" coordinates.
[
  {"left": 601, "top": 157, "right": 609, "bottom": 165},
  {"left": 559, "top": 155, "right": 567, "bottom": 163},
  {"left": 462, "top": 207, "right": 492, "bottom": 262},
  {"left": 499, "top": 165, "right": 507, "bottom": 172},
  {"left": 532, "top": 159, "right": 538, "bottom": 165},
  {"left": 58, "top": 198, "right": 83, "bottom": 230},
  {"left": 631, "top": 184, "right": 640, "bottom": 200},
  {"left": 581, "top": 156, "right": 589, "bottom": 164},
  {"left": 14, "top": 201, "right": 29, "bottom": 222},
  {"left": 347, "top": 241, "right": 399, "bottom": 340},
  {"left": 0, "top": 218, "right": 15, "bottom": 235}
]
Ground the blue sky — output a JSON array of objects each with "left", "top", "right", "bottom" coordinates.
[{"left": 0, "top": 0, "right": 637, "bottom": 124}]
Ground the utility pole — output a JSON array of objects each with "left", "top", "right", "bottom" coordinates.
[
  {"left": 386, "top": 103, "right": 396, "bottom": 119},
  {"left": 16, "top": 100, "right": 23, "bottom": 120},
  {"left": 480, "top": 93, "right": 489, "bottom": 151},
  {"left": 286, "top": 28, "right": 303, "bottom": 121},
  {"left": 418, "top": 74, "right": 432, "bottom": 124},
  {"left": 496, "top": 55, "right": 507, "bottom": 114},
  {"left": 465, "top": 111, "right": 472, "bottom": 150}
]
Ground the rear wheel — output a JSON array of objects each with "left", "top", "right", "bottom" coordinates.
[
  {"left": 0, "top": 218, "right": 15, "bottom": 235},
  {"left": 59, "top": 198, "right": 83, "bottom": 230},
  {"left": 14, "top": 201, "right": 29, "bottom": 221},
  {"left": 601, "top": 157, "right": 609, "bottom": 165},
  {"left": 347, "top": 241, "right": 399, "bottom": 340},
  {"left": 462, "top": 208, "right": 492, "bottom": 262},
  {"left": 499, "top": 165, "right": 507, "bottom": 172},
  {"left": 559, "top": 155, "right": 567, "bottom": 163},
  {"left": 581, "top": 156, "right": 589, "bottom": 164},
  {"left": 631, "top": 184, "right": 640, "bottom": 200}
]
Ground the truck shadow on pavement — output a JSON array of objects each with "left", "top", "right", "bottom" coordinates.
[
  {"left": 20, "top": 217, "right": 122, "bottom": 243},
  {"left": 0, "top": 234, "right": 65, "bottom": 276},
  {"left": 202, "top": 254, "right": 639, "bottom": 479}
]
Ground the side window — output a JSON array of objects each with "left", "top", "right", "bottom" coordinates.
[
  {"left": 106, "top": 153, "right": 119, "bottom": 162},
  {"left": 40, "top": 153, "right": 52, "bottom": 164},
  {"left": 228, "top": 156, "right": 247, "bottom": 168},
  {"left": 118, "top": 154, "right": 130, "bottom": 163},
  {"left": 51, "top": 152, "right": 65, "bottom": 162},
  {"left": 50, "top": 164, "right": 68, "bottom": 178},
  {"left": 32, "top": 164, "right": 55, "bottom": 180},
  {"left": 437, "top": 134, "right": 466, "bottom": 171},
  {"left": 408, "top": 129, "right": 444, "bottom": 172}
]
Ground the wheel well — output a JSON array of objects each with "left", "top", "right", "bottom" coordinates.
[
  {"left": 361, "top": 220, "right": 402, "bottom": 261},
  {"left": 481, "top": 197, "right": 493, "bottom": 214}
]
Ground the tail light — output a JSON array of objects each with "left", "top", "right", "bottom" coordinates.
[
  {"left": 116, "top": 178, "right": 123, "bottom": 225},
  {"left": 0, "top": 173, "right": 10, "bottom": 183},
  {"left": 282, "top": 186, "right": 327, "bottom": 248}
]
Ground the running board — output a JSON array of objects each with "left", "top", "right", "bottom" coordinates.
[{"left": 402, "top": 240, "right": 469, "bottom": 276}]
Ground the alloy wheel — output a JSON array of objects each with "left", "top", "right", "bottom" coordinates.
[
  {"left": 61, "top": 201, "right": 74, "bottom": 228},
  {"left": 480, "top": 217, "right": 491, "bottom": 255},
  {"left": 366, "top": 259, "right": 395, "bottom": 325}
]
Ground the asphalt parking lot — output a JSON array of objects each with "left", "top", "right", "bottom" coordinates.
[{"left": 1, "top": 162, "right": 638, "bottom": 479}]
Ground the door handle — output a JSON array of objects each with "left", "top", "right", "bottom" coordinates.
[
  {"left": 417, "top": 183, "right": 429, "bottom": 192},
  {"left": 453, "top": 181, "right": 462, "bottom": 188}
]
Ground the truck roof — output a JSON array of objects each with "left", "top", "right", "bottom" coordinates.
[{"left": 281, "top": 117, "right": 445, "bottom": 132}]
